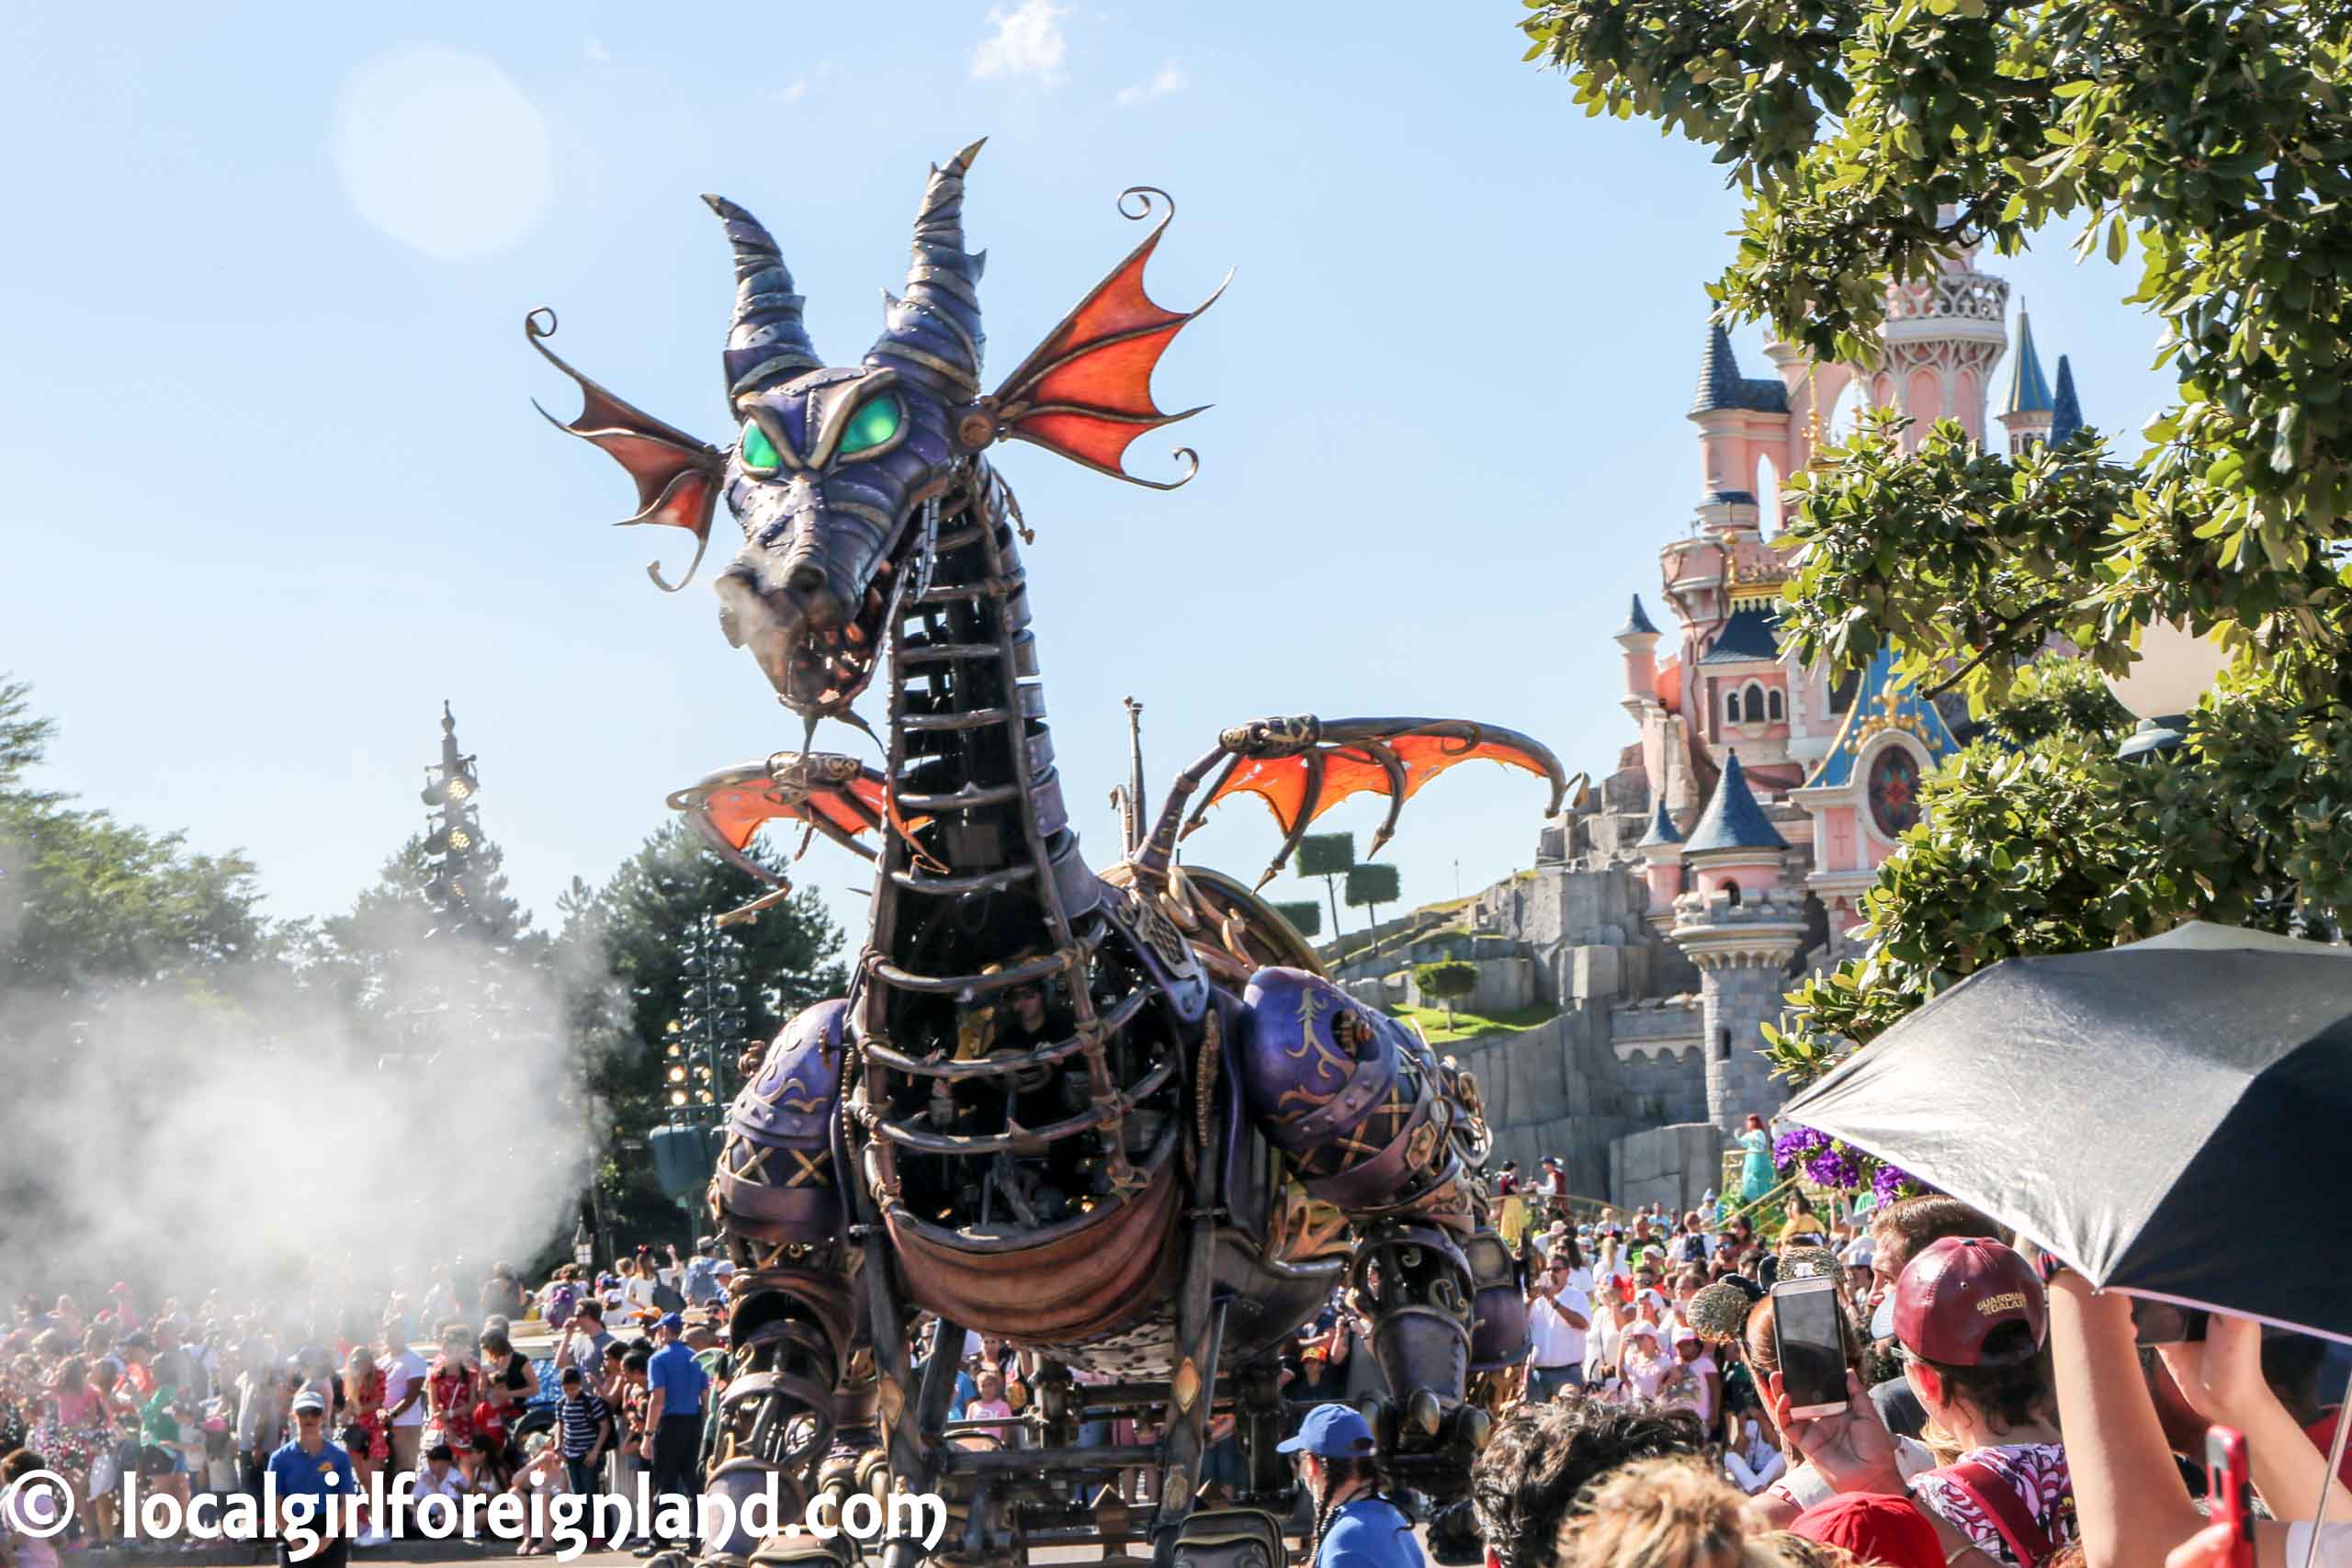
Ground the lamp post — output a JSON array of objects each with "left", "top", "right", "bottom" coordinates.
[
  {"left": 571, "top": 1214, "right": 594, "bottom": 1271},
  {"left": 2104, "top": 618, "right": 2232, "bottom": 760}
]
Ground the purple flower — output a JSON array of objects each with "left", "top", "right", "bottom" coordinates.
[
  {"left": 1872, "top": 1162, "right": 1918, "bottom": 1204},
  {"left": 1805, "top": 1141, "right": 1862, "bottom": 1190},
  {"left": 1773, "top": 1126, "right": 1829, "bottom": 1175}
]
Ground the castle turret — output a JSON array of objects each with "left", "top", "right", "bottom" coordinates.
[
  {"left": 1881, "top": 227, "right": 2009, "bottom": 447},
  {"left": 1617, "top": 595, "right": 1661, "bottom": 724},
  {"left": 1670, "top": 751, "right": 1806, "bottom": 1133},
  {"left": 2050, "top": 355, "right": 2084, "bottom": 446},
  {"left": 1998, "top": 306, "right": 2054, "bottom": 454},
  {"left": 1636, "top": 796, "right": 1685, "bottom": 934},
  {"left": 1689, "top": 323, "right": 1787, "bottom": 537}
]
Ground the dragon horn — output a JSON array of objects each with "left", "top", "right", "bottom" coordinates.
[
  {"left": 867, "top": 138, "right": 988, "bottom": 396},
  {"left": 702, "top": 194, "right": 824, "bottom": 398}
]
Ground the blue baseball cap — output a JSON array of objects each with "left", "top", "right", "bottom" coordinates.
[
  {"left": 1275, "top": 1403, "right": 1376, "bottom": 1458},
  {"left": 656, "top": 1313, "right": 684, "bottom": 1334}
]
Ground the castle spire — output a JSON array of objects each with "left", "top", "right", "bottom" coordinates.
[
  {"left": 1681, "top": 750, "right": 1786, "bottom": 854},
  {"left": 2001, "top": 306, "right": 2053, "bottom": 415},
  {"left": 1690, "top": 323, "right": 1790, "bottom": 416},
  {"left": 1997, "top": 304, "right": 2057, "bottom": 456},
  {"left": 2050, "top": 355, "right": 2085, "bottom": 445}
]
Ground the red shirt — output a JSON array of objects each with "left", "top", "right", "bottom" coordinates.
[{"left": 2305, "top": 1407, "right": 2352, "bottom": 1488}]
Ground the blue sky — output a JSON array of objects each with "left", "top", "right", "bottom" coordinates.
[{"left": 1, "top": 1, "right": 2171, "bottom": 948}]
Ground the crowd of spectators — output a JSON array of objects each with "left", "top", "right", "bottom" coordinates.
[
  {"left": 0, "top": 1240, "right": 730, "bottom": 1565},
  {"left": 1450, "top": 1173, "right": 2352, "bottom": 1568}
]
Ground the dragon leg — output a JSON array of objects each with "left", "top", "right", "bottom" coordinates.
[
  {"left": 1233, "top": 967, "right": 1498, "bottom": 1483},
  {"left": 702, "top": 999, "right": 867, "bottom": 1566}
]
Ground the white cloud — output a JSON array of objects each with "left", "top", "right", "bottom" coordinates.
[
  {"left": 973, "top": 0, "right": 1069, "bottom": 83},
  {"left": 780, "top": 61, "right": 841, "bottom": 103},
  {"left": 582, "top": 35, "right": 610, "bottom": 62},
  {"left": 1115, "top": 59, "right": 1185, "bottom": 106}
]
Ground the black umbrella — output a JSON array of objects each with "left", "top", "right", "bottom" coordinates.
[{"left": 1781, "top": 922, "right": 2352, "bottom": 1343}]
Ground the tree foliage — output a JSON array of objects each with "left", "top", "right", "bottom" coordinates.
[
  {"left": 1521, "top": 0, "right": 2352, "bottom": 1089},
  {"left": 1415, "top": 958, "right": 1480, "bottom": 1024},
  {"left": 558, "top": 822, "right": 847, "bottom": 1243},
  {"left": 0, "top": 676, "right": 277, "bottom": 1016}
]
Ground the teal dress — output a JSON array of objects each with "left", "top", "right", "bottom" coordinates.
[{"left": 1737, "top": 1129, "right": 1774, "bottom": 1204}]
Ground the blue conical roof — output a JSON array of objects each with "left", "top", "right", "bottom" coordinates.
[
  {"left": 2003, "top": 309, "right": 2053, "bottom": 414},
  {"left": 1637, "top": 796, "right": 1682, "bottom": 849},
  {"left": 1691, "top": 323, "right": 1790, "bottom": 415},
  {"left": 1619, "top": 594, "right": 1659, "bottom": 637},
  {"left": 1682, "top": 750, "right": 1787, "bottom": 854},
  {"left": 2050, "top": 355, "right": 2084, "bottom": 444}
]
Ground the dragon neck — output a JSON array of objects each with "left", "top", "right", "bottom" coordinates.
[{"left": 868, "top": 464, "right": 1098, "bottom": 983}]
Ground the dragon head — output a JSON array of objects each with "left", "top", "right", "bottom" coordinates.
[
  {"left": 531, "top": 141, "right": 1222, "bottom": 721},
  {"left": 701, "top": 144, "right": 989, "bottom": 716}
]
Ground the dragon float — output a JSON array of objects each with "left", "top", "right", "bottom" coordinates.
[{"left": 533, "top": 142, "right": 1576, "bottom": 1567}]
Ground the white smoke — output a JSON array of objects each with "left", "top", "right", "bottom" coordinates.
[{"left": 0, "top": 921, "right": 605, "bottom": 1337}]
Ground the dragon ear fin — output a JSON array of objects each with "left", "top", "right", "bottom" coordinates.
[
  {"left": 527, "top": 310, "right": 727, "bottom": 592},
  {"left": 981, "top": 187, "right": 1226, "bottom": 491}
]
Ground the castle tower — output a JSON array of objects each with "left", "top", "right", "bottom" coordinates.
[
  {"left": 1998, "top": 306, "right": 2055, "bottom": 454},
  {"left": 1617, "top": 595, "right": 1661, "bottom": 725},
  {"left": 1878, "top": 227, "right": 2010, "bottom": 448},
  {"left": 1636, "top": 797, "right": 1684, "bottom": 935},
  {"left": 1670, "top": 752, "right": 1807, "bottom": 1132}
]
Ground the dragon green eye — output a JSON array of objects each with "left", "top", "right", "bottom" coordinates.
[
  {"left": 838, "top": 394, "right": 903, "bottom": 457},
  {"left": 740, "top": 418, "right": 782, "bottom": 473}
]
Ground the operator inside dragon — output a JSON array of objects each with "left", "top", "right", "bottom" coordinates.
[{"left": 537, "top": 139, "right": 1573, "bottom": 1565}]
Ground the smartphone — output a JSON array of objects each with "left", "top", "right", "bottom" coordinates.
[
  {"left": 2132, "top": 1298, "right": 2211, "bottom": 1346},
  {"left": 1772, "top": 1275, "right": 1849, "bottom": 1419},
  {"left": 2206, "top": 1425, "right": 2254, "bottom": 1568}
]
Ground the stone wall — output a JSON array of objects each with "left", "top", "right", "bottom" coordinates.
[
  {"left": 1609, "top": 1122, "right": 1732, "bottom": 1214},
  {"left": 1447, "top": 1005, "right": 1643, "bottom": 1200}
]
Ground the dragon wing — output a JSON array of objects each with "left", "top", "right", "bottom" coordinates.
[
  {"left": 667, "top": 755, "right": 910, "bottom": 889},
  {"left": 1164, "top": 716, "right": 1579, "bottom": 887},
  {"left": 527, "top": 309, "right": 727, "bottom": 592},
  {"left": 980, "top": 188, "right": 1228, "bottom": 490}
]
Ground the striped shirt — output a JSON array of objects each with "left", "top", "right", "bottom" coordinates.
[{"left": 555, "top": 1391, "right": 612, "bottom": 1459}]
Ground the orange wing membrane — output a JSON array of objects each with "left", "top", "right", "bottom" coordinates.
[
  {"left": 668, "top": 754, "right": 906, "bottom": 890},
  {"left": 985, "top": 188, "right": 1228, "bottom": 489},
  {"left": 1176, "top": 717, "right": 1579, "bottom": 887},
  {"left": 527, "top": 309, "right": 727, "bottom": 592}
]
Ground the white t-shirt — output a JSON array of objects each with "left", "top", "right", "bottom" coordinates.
[
  {"left": 1528, "top": 1287, "right": 1590, "bottom": 1369},
  {"left": 379, "top": 1347, "right": 430, "bottom": 1428},
  {"left": 2288, "top": 1524, "right": 2352, "bottom": 1568}
]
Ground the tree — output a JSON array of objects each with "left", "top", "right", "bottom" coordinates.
[
  {"left": 0, "top": 675, "right": 279, "bottom": 1019},
  {"left": 559, "top": 821, "right": 847, "bottom": 1250},
  {"left": 1295, "top": 832, "right": 1356, "bottom": 941},
  {"left": 1344, "top": 863, "right": 1401, "bottom": 952},
  {"left": 1272, "top": 900, "right": 1323, "bottom": 939},
  {"left": 1415, "top": 960, "right": 1479, "bottom": 1028},
  {"left": 1522, "top": 0, "right": 2352, "bottom": 1104}
]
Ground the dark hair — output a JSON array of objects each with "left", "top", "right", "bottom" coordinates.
[
  {"left": 0, "top": 1450, "right": 41, "bottom": 1485},
  {"left": 1468, "top": 1396, "right": 1706, "bottom": 1568},
  {"left": 2262, "top": 1333, "right": 2328, "bottom": 1427},
  {"left": 1908, "top": 1322, "right": 2051, "bottom": 1431},
  {"left": 573, "top": 1298, "right": 604, "bottom": 1322},
  {"left": 425, "top": 1443, "right": 454, "bottom": 1463},
  {"left": 560, "top": 1367, "right": 583, "bottom": 1385},
  {"left": 601, "top": 1342, "right": 627, "bottom": 1364},
  {"left": 623, "top": 1349, "right": 651, "bottom": 1373},
  {"left": 1549, "top": 1235, "right": 1584, "bottom": 1270},
  {"left": 1306, "top": 1455, "right": 1403, "bottom": 1565},
  {"left": 1868, "top": 1196, "right": 1998, "bottom": 1277}
]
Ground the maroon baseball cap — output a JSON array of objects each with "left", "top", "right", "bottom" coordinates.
[{"left": 1893, "top": 1236, "right": 2046, "bottom": 1366}]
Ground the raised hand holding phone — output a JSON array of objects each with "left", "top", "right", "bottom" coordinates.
[{"left": 1766, "top": 1368, "right": 1904, "bottom": 1496}]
